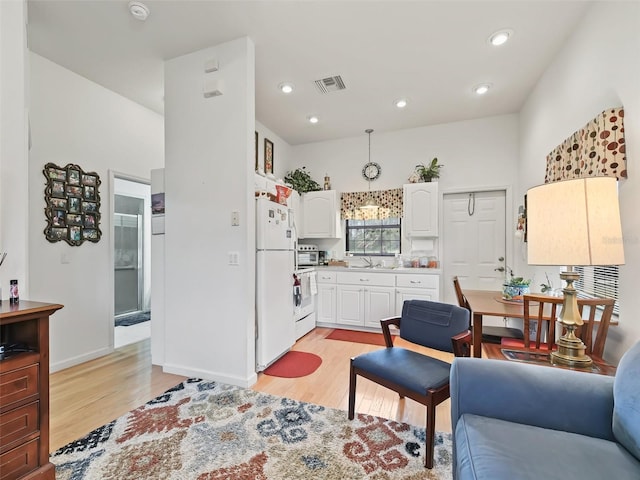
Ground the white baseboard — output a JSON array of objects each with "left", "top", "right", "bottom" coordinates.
[
  {"left": 50, "top": 346, "right": 113, "bottom": 373},
  {"left": 162, "top": 363, "right": 258, "bottom": 388}
]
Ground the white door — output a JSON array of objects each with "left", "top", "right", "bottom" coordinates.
[{"left": 442, "top": 190, "right": 506, "bottom": 304}]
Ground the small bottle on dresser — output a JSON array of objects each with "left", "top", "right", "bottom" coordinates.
[{"left": 9, "top": 279, "right": 19, "bottom": 304}]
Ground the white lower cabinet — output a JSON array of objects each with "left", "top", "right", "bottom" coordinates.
[
  {"left": 315, "top": 269, "right": 440, "bottom": 329},
  {"left": 317, "top": 272, "right": 337, "bottom": 324},
  {"left": 395, "top": 273, "right": 440, "bottom": 315},
  {"left": 337, "top": 285, "right": 365, "bottom": 326},
  {"left": 364, "top": 287, "right": 396, "bottom": 328}
]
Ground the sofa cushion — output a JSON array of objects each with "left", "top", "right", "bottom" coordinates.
[
  {"left": 613, "top": 341, "right": 640, "bottom": 461},
  {"left": 456, "top": 413, "right": 640, "bottom": 480}
]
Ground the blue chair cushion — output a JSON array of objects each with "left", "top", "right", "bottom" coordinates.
[
  {"left": 352, "top": 347, "right": 451, "bottom": 393},
  {"left": 456, "top": 413, "right": 640, "bottom": 480},
  {"left": 400, "top": 300, "right": 469, "bottom": 353},
  {"left": 613, "top": 341, "right": 640, "bottom": 460}
]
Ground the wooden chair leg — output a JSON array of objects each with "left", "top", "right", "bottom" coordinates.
[
  {"left": 425, "top": 401, "right": 436, "bottom": 468},
  {"left": 348, "top": 360, "right": 356, "bottom": 420}
]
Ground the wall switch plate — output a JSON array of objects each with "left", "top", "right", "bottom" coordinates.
[
  {"left": 231, "top": 211, "right": 240, "bottom": 226},
  {"left": 228, "top": 251, "right": 239, "bottom": 265}
]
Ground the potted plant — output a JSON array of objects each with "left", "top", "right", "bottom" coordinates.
[
  {"left": 284, "top": 167, "right": 322, "bottom": 193},
  {"left": 415, "top": 157, "right": 443, "bottom": 182},
  {"left": 502, "top": 268, "right": 531, "bottom": 301}
]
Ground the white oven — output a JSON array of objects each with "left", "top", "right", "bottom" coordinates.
[{"left": 293, "top": 268, "right": 317, "bottom": 340}]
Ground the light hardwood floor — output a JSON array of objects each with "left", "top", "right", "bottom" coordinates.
[{"left": 50, "top": 327, "right": 455, "bottom": 451}]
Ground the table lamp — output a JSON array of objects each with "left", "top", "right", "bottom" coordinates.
[{"left": 527, "top": 177, "right": 624, "bottom": 367}]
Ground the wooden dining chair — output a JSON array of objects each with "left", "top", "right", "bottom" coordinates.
[
  {"left": 501, "top": 295, "right": 615, "bottom": 356},
  {"left": 452, "top": 276, "right": 524, "bottom": 344},
  {"left": 348, "top": 300, "right": 472, "bottom": 468}
]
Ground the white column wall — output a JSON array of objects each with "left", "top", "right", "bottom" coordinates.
[
  {"left": 28, "top": 53, "right": 163, "bottom": 371},
  {"left": 163, "top": 37, "right": 256, "bottom": 386},
  {"left": 0, "top": 0, "right": 29, "bottom": 298},
  {"left": 518, "top": 2, "right": 640, "bottom": 362}
]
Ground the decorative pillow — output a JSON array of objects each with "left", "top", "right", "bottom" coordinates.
[{"left": 612, "top": 341, "right": 640, "bottom": 460}]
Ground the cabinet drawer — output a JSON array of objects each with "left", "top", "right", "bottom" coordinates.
[
  {"left": 316, "top": 271, "right": 337, "bottom": 284},
  {"left": 0, "top": 401, "right": 39, "bottom": 449},
  {"left": 0, "top": 438, "right": 38, "bottom": 480},
  {"left": 396, "top": 274, "right": 439, "bottom": 289},
  {"left": 0, "top": 365, "right": 39, "bottom": 409},
  {"left": 337, "top": 271, "right": 396, "bottom": 287}
]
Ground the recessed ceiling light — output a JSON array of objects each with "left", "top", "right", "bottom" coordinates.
[
  {"left": 473, "top": 84, "right": 492, "bottom": 95},
  {"left": 394, "top": 99, "right": 408, "bottom": 108},
  {"left": 128, "top": 1, "right": 150, "bottom": 21},
  {"left": 279, "top": 82, "right": 294, "bottom": 94},
  {"left": 308, "top": 115, "right": 319, "bottom": 124},
  {"left": 488, "top": 29, "right": 513, "bottom": 46}
]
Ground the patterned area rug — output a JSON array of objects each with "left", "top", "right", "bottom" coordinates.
[{"left": 51, "top": 379, "right": 453, "bottom": 479}]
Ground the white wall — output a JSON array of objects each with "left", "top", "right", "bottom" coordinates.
[
  {"left": 290, "top": 114, "right": 520, "bottom": 261},
  {"left": 255, "top": 120, "right": 293, "bottom": 181},
  {"left": 518, "top": 1, "right": 640, "bottom": 363},
  {"left": 0, "top": 0, "right": 29, "bottom": 298},
  {"left": 164, "top": 37, "right": 256, "bottom": 387},
  {"left": 28, "top": 53, "right": 164, "bottom": 371}
]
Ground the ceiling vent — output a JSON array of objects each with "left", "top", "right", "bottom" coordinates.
[{"left": 314, "top": 75, "right": 346, "bottom": 94}]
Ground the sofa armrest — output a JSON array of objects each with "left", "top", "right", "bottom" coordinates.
[{"left": 450, "top": 358, "right": 615, "bottom": 441}]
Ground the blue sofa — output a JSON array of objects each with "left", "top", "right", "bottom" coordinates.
[{"left": 450, "top": 341, "right": 640, "bottom": 479}]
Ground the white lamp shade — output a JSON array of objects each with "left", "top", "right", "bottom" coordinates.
[{"left": 527, "top": 177, "right": 625, "bottom": 266}]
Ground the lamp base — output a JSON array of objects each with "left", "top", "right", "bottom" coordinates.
[{"left": 550, "top": 336, "right": 592, "bottom": 368}]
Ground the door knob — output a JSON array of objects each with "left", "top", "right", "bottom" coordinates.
[
  {"left": 495, "top": 267, "right": 505, "bottom": 272},
  {"left": 498, "top": 257, "right": 505, "bottom": 262}
]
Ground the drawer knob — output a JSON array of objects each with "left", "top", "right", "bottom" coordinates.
[
  {"left": 360, "top": 278, "right": 370, "bottom": 282},
  {"left": 410, "top": 280, "right": 422, "bottom": 284}
]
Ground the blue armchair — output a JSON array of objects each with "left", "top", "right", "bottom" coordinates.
[{"left": 450, "top": 341, "right": 640, "bottom": 479}]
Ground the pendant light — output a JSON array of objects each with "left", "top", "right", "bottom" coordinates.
[{"left": 360, "top": 129, "right": 379, "bottom": 210}]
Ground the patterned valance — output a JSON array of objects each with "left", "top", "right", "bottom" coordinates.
[
  {"left": 545, "top": 107, "right": 626, "bottom": 183},
  {"left": 341, "top": 188, "right": 403, "bottom": 220}
]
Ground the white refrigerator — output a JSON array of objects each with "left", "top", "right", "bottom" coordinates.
[{"left": 256, "top": 197, "right": 296, "bottom": 371}]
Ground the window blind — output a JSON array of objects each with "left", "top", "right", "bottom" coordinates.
[{"left": 574, "top": 266, "right": 619, "bottom": 315}]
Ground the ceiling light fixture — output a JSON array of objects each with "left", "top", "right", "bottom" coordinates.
[
  {"left": 395, "top": 99, "right": 408, "bottom": 109},
  {"left": 308, "top": 115, "right": 319, "bottom": 124},
  {"left": 488, "top": 29, "right": 513, "bottom": 46},
  {"left": 279, "top": 82, "right": 294, "bottom": 94},
  {"left": 474, "top": 84, "right": 492, "bottom": 95},
  {"left": 128, "top": 1, "right": 150, "bottom": 21}
]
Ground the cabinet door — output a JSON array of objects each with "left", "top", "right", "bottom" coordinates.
[
  {"left": 395, "top": 288, "right": 438, "bottom": 316},
  {"left": 337, "top": 285, "right": 364, "bottom": 326},
  {"left": 364, "top": 287, "right": 396, "bottom": 329},
  {"left": 317, "top": 284, "right": 336, "bottom": 324},
  {"left": 403, "top": 183, "right": 438, "bottom": 237},
  {"left": 302, "top": 191, "right": 338, "bottom": 238}
]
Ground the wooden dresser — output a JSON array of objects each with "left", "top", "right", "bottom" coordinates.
[{"left": 0, "top": 301, "right": 63, "bottom": 480}]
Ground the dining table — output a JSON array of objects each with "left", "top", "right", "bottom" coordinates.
[{"left": 462, "top": 289, "right": 538, "bottom": 358}]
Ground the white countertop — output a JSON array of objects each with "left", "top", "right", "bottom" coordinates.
[{"left": 315, "top": 265, "right": 441, "bottom": 275}]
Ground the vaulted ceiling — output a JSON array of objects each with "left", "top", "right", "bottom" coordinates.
[{"left": 27, "top": 1, "right": 591, "bottom": 145}]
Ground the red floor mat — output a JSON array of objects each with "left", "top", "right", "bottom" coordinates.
[
  {"left": 325, "top": 328, "right": 387, "bottom": 346},
  {"left": 263, "top": 351, "right": 322, "bottom": 378}
]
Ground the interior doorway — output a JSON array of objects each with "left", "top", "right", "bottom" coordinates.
[
  {"left": 442, "top": 189, "right": 507, "bottom": 306},
  {"left": 114, "top": 177, "right": 151, "bottom": 348}
]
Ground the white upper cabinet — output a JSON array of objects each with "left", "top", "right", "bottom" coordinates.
[
  {"left": 403, "top": 182, "right": 438, "bottom": 237},
  {"left": 302, "top": 190, "right": 341, "bottom": 238}
]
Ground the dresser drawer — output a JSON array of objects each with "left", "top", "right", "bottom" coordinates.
[
  {"left": 0, "top": 401, "right": 39, "bottom": 449},
  {"left": 0, "top": 364, "right": 39, "bottom": 409},
  {"left": 396, "top": 274, "right": 439, "bottom": 289},
  {"left": 337, "top": 271, "right": 396, "bottom": 287},
  {"left": 316, "top": 271, "right": 337, "bottom": 284},
  {"left": 0, "top": 438, "right": 38, "bottom": 480}
]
